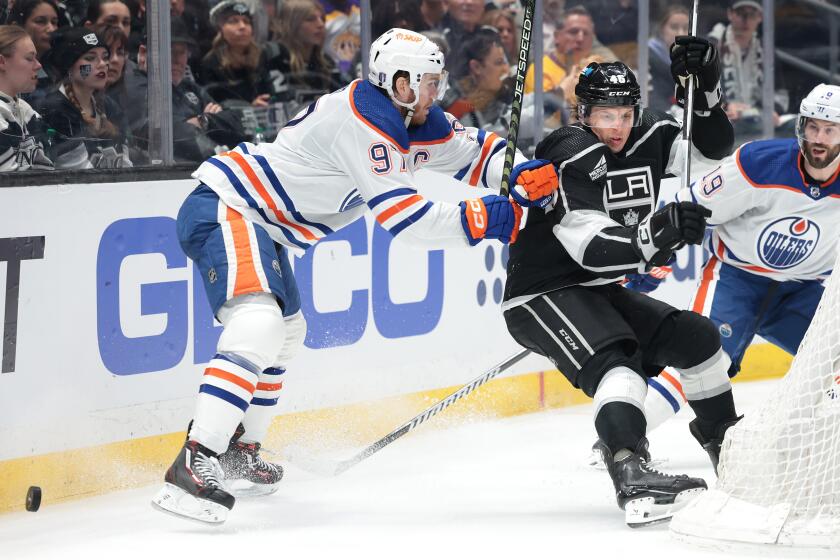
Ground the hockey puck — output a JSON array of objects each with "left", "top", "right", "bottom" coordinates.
[{"left": 25, "top": 486, "right": 41, "bottom": 512}]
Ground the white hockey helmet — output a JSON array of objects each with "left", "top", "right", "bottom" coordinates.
[
  {"left": 368, "top": 28, "right": 448, "bottom": 122},
  {"left": 796, "top": 84, "right": 840, "bottom": 152}
]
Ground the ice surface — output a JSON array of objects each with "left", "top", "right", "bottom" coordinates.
[{"left": 1, "top": 380, "right": 833, "bottom": 560}]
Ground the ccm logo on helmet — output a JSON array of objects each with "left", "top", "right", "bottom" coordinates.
[
  {"left": 608, "top": 91, "right": 631, "bottom": 96},
  {"left": 395, "top": 32, "right": 422, "bottom": 42},
  {"left": 757, "top": 217, "right": 820, "bottom": 270}
]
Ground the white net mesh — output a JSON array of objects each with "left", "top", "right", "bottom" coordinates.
[{"left": 671, "top": 249, "right": 840, "bottom": 549}]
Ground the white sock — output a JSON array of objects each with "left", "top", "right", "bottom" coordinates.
[
  {"left": 644, "top": 368, "right": 685, "bottom": 434},
  {"left": 240, "top": 367, "right": 285, "bottom": 444}
]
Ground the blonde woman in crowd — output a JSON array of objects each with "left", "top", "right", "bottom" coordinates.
[{"left": 0, "top": 24, "right": 52, "bottom": 170}]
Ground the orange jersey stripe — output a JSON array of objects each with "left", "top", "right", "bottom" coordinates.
[
  {"left": 692, "top": 256, "right": 719, "bottom": 314},
  {"left": 225, "top": 206, "right": 263, "bottom": 297},
  {"left": 469, "top": 133, "right": 499, "bottom": 186},
  {"left": 226, "top": 151, "right": 319, "bottom": 242},
  {"left": 376, "top": 194, "right": 423, "bottom": 224},
  {"left": 205, "top": 367, "right": 256, "bottom": 394},
  {"left": 256, "top": 381, "right": 283, "bottom": 391},
  {"left": 659, "top": 370, "right": 686, "bottom": 401}
]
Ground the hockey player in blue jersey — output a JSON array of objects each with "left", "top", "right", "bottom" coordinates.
[
  {"left": 639, "top": 84, "right": 840, "bottom": 452},
  {"left": 150, "top": 28, "right": 559, "bottom": 524}
]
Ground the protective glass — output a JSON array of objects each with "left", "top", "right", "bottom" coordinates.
[
  {"left": 579, "top": 104, "right": 643, "bottom": 128},
  {"left": 796, "top": 116, "right": 840, "bottom": 147}
]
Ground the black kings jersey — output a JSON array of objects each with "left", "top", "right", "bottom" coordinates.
[{"left": 504, "top": 108, "right": 731, "bottom": 308}]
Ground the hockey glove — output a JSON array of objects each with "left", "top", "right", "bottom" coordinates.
[
  {"left": 459, "top": 195, "right": 523, "bottom": 245},
  {"left": 631, "top": 202, "right": 711, "bottom": 266},
  {"left": 670, "top": 36, "right": 723, "bottom": 111},
  {"left": 623, "top": 266, "right": 673, "bottom": 293},
  {"left": 509, "top": 159, "right": 559, "bottom": 209}
]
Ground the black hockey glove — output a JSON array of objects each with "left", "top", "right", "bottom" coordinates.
[
  {"left": 632, "top": 202, "right": 712, "bottom": 267},
  {"left": 670, "top": 36, "right": 723, "bottom": 111}
]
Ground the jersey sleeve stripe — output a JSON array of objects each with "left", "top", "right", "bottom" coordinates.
[
  {"left": 376, "top": 194, "right": 425, "bottom": 224},
  {"left": 469, "top": 131, "right": 500, "bottom": 186},
  {"left": 389, "top": 201, "right": 434, "bottom": 236},
  {"left": 253, "top": 207, "right": 311, "bottom": 250},
  {"left": 454, "top": 161, "right": 471, "bottom": 181},
  {"left": 368, "top": 187, "right": 418, "bottom": 209},
  {"left": 481, "top": 138, "right": 507, "bottom": 188}
]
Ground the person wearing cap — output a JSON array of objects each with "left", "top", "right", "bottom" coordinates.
[
  {"left": 123, "top": 16, "right": 246, "bottom": 163},
  {"left": 708, "top": 0, "right": 790, "bottom": 143},
  {"left": 151, "top": 27, "right": 558, "bottom": 524},
  {"left": 643, "top": 83, "right": 840, "bottom": 444},
  {"left": 197, "top": 0, "right": 285, "bottom": 106},
  {"left": 34, "top": 27, "right": 131, "bottom": 168}
]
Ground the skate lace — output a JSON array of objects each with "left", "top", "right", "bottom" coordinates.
[
  {"left": 639, "top": 459, "right": 679, "bottom": 478},
  {"left": 242, "top": 443, "right": 279, "bottom": 474},
  {"left": 195, "top": 453, "right": 224, "bottom": 488}
]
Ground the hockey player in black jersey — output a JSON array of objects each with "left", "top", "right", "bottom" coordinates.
[{"left": 503, "top": 38, "right": 741, "bottom": 527}]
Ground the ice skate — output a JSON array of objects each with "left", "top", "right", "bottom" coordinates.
[
  {"left": 689, "top": 416, "right": 741, "bottom": 474},
  {"left": 151, "top": 440, "right": 235, "bottom": 524},
  {"left": 219, "top": 439, "right": 284, "bottom": 497},
  {"left": 595, "top": 438, "right": 707, "bottom": 528},
  {"left": 584, "top": 438, "right": 667, "bottom": 470}
]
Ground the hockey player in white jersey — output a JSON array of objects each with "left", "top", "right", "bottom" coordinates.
[
  {"left": 641, "top": 84, "right": 840, "bottom": 466},
  {"left": 151, "top": 28, "right": 559, "bottom": 524}
]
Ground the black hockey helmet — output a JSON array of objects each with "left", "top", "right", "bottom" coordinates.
[{"left": 575, "top": 61, "right": 643, "bottom": 127}]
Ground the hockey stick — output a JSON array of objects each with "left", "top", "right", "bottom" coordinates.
[
  {"left": 285, "top": 348, "right": 531, "bottom": 476},
  {"left": 500, "top": 0, "right": 537, "bottom": 196},
  {"left": 681, "top": 0, "right": 700, "bottom": 190}
]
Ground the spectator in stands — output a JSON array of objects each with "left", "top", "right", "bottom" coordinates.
[
  {"left": 199, "top": 0, "right": 286, "bottom": 107},
  {"left": 589, "top": 0, "right": 639, "bottom": 63},
  {"left": 421, "top": 0, "right": 446, "bottom": 31},
  {"left": 482, "top": 8, "right": 516, "bottom": 67},
  {"left": 647, "top": 5, "right": 688, "bottom": 112},
  {"left": 320, "top": 0, "right": 360, "bottom": 77},
  {"left": 709, "top": 0, "right": 790, "bottom": 142},
  {"left": 179, "top": 0, "right": 215, "bottom": 65},
  {"left": 6, "top": 0, "right": 58, "bottom": 58},
  {"left": 525, "top": 6, "right": 617, "bottom": 94},
  {"left": 36, "top": 27, "right": 131, "bottom": 168},
  {"left": 441, "top": 0, "right": 485, "bottom": 59},
  {"left": 92, "top": 23, "right": 130, "bottom": 109},
  {"left": 126, "top": 17, "right": 246, "bottom": 163},
  {"left": 0, "top": 24, "right": 52, "bottom": 170},
  {"left": 84, "top": 0, "right": 133, "bottom": 39},
  {"left": 371, "top": 0, "right": 426, "bottom": 38},
  {"left": 271, "top": 0, "right": 342, "bottom": 101},
  {"left": 441, "top": 28, "right": 511, "bottom": 134}
]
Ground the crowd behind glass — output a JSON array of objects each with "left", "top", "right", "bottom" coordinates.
[{"left": 0, "top": 0, "right": 833, "bottom": 172}]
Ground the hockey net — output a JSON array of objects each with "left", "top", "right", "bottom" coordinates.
[{"left": 670, "top": 250, "right": 840, "bottom": 549}]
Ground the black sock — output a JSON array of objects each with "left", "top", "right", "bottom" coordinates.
[
  {"left": 688, "top": 389, "right": 738, "bottom": 438},
  {"left": 595, "top": 402, "right": 647, "bottom": 456}
]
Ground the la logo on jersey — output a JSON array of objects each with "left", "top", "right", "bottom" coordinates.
[{"left": 757, "top": 217, "right": 820, "bottom": 269}]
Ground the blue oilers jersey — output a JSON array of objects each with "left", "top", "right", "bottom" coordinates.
[{"left": 678, "top": 138, "right": 840, "bottom": 280}]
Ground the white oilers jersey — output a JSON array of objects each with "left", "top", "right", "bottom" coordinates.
[
  {"left": 677, "top": 138, "right": 840, "bottom": 281},
  {"left": 192, "top": 79, "right": 524, "bottom": 251}
]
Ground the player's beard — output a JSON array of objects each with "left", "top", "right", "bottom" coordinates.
[{"left": 803, "top": 141, "right": 840, "bottom": 169}]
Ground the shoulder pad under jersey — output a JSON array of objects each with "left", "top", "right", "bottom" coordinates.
[
  {"left": 350, "top": 80, "right": 410, "bottom": 151},
  {"left": 536, "top": 125, "right": 610, "bottom": 179}
]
